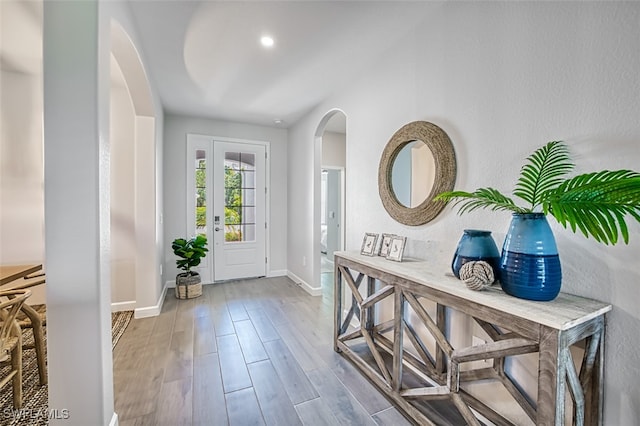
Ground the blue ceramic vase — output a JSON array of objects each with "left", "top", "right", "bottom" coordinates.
[
  {"left": 451, "top": 229, "right": 501, "bottom": 280},
  {"left": 499, "top": 213, "right": 562, "bottom": 301}
]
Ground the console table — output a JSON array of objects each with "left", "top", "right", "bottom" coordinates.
[{"left": 333, "top": 251, "right": 611, "bottom": 425}]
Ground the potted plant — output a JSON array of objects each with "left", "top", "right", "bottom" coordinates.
[
  {"left": 172, "top": 234, "right": 208, "bottom": 299},
  {"left": 436, "top": 141, "right": 640, "bottom": 301}
]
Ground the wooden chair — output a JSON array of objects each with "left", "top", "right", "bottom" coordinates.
[
  {"left": 0, "top": 289, "right": 32, "bottom": 409},
  {"left": 5, "top": 277, "right": 47, "bottom": 385}
]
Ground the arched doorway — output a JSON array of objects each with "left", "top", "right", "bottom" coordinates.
[
  {"left": 314, "top": 110, "right": 346, "bottom": 296},
  {"left": 110, "top": 21, "right": 159, "bottom": 315}
]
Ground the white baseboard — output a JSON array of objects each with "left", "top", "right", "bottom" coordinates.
[
  {"left": 268, "top": 269, "right": 287, "bottom": 277},
  {"left": 133, "top": 281, "right": 168, "bottom": 319},
  {"left": 109, "top": 412, "right": 118, "bottom": 426},
  {"left": 287, "top": 271, "right": 322, "bottom": 296},
  {"left": 110, "top": 300, "right": 136, "bottom": 312},
  {"left": 166, "top": 270, "right": 286, "bottom": 284}
]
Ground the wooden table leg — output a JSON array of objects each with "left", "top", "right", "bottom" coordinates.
[
  {"left": 392, "top": 289, "right": 404, "bottom": 392},
  {"left": 334, "top": 260, "right": 342, "bottom": 353},
  {"left": 436, "top": 303, "right": 446, "bottom": 375},
  {"left": 366, "top": 276, "right": 375, "bottom": 335},
  {"left": 581, "top": 317, "right": 605, "bottom": 426},
  {"left": 594, "top": 324, "right": 605, "bottom": 426},
  {"left": 538, "top": 326, "right": 563, "bottom": 425}
]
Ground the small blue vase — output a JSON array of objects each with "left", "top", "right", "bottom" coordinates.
[
  {"left": 451, "top": 229, "right": 501, "bottom": 280},
  {"left": 499, "top": 213, "right": 562, "bottom": 301}
]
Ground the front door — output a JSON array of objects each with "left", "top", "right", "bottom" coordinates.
[{"left": 212, "top": 141, "right": 266, "bottom": 281}]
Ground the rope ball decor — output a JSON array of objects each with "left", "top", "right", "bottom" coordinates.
[{"left": 459, "top": 261, "right": 495, "bottom": 291}]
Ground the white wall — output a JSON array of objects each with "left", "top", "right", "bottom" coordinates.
[
  {"left": 110, "top": 56, "right": 136, "bottom": 304},
  {"left": 0, "top": 57, "right": 47, "bottom": 305},
  {"left": 40, "top": 1, "right": 165, "bottom": 424},
  {"left": 288, "top": 2, "right": 640, "bottom": 424},
  {"left": 0, "top": 69, "right": 44, "bottom": 265},
  {"left": 321, "top": 131, "right": 346, "bottom": 168},
  {"left": 163, "top": 114, "right": 288, "bottom": 279},
  {"left": 288, "top": 121, "right": 317, "bottom": 285},
  {"left": 109, "top": 11, "right": 165, "bottom": 315},
  {"left": 0, "top": 0, "right": 44, "bottom": 280}
]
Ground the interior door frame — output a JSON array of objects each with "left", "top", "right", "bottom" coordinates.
[
  {"left": 321, "top": 165, "right": 345, "bottom": 259},
  {"left": 186, "top": 133, "right": 271, "bottom": 283}
]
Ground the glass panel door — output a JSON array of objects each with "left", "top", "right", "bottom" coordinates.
[{"left": 213, "top": 141, "right": 266, "bottom": 281}]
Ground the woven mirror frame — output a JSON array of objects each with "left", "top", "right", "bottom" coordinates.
[{"left": 378, "top": 121, "right": 456, "bottom": 226}]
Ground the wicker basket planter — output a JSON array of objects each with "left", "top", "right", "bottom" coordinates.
[
  {"left": 175, "top": 272, "right": 202, "bottom": 299},
  {"left": 172, "top": 235, "right": 208, "bottom": 300}
]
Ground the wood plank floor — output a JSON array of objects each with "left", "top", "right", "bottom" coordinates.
[{"left": 113, "top": 275, "right": 412, "bottom": 426}]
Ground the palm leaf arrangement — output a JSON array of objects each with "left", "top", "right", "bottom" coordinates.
[{"left": 435, "top": 141, "right": 640, "bottom": 245}]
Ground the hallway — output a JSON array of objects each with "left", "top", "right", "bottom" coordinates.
[{"left": 113, "top": 276, "right": 410, "bottom": 425}]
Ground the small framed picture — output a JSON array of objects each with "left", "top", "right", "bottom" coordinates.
[
  {"left": 378, "top": 233, "right": 395, "bottom": 257},
  {"left": 386, "top": 236, "right": 407, "bottom": 262},
  {"left": 360, "top": 233, "right": 379, "bottom": 256}
]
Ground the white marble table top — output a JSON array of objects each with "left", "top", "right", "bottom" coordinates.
[{"left": 335, "top": 251, "right": 612, "bottom": 331}]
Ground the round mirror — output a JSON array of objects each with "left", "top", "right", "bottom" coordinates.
[
  {"left": 378, "top": 121, "right": 456, "bottom": 226},
  {"left": 391, "top": 140, "right": 436, "bottom": 208}
]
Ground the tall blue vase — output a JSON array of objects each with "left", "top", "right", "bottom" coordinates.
[
  {"left": 451, "top": 229, "right": 501, "bottom": 280},
  {"left": 499, "top": 213, "right": 562, "bottom": 301}
]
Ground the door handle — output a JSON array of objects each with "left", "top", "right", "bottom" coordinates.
[{"left": 215, "top": 227, "right": 221, "bottom": 231}]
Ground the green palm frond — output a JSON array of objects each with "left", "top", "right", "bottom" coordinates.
[
  {"left": 436, "top": 140, "right": 640, "bottom": 245},
  {"left": 543, "top": 170, "right": 640, "bottom": 244},
  {"left": 513, "top": 141, "right": 574, "bottom": 210},
  {"left": 435, "top": 188, "right": 528, "bottom": 214}
]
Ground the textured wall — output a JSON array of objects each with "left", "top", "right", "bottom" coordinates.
[{"left": 288, "top": 2, "right": 640, "bottom": 424}]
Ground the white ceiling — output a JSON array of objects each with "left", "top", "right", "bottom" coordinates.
[
  {"left": 128, "top": 1, "right": 435, "bottom": 130},
  {"left": 1, "top": 1, "right": 436, "bottom": 133}
]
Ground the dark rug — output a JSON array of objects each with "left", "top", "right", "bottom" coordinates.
[{"left": 0, "top": 310, "right": 133, "bottom": 425}]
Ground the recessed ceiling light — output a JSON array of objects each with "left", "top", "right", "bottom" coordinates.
[{"left": 260, "top": 36, "right": 275, "bottom": 48}]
